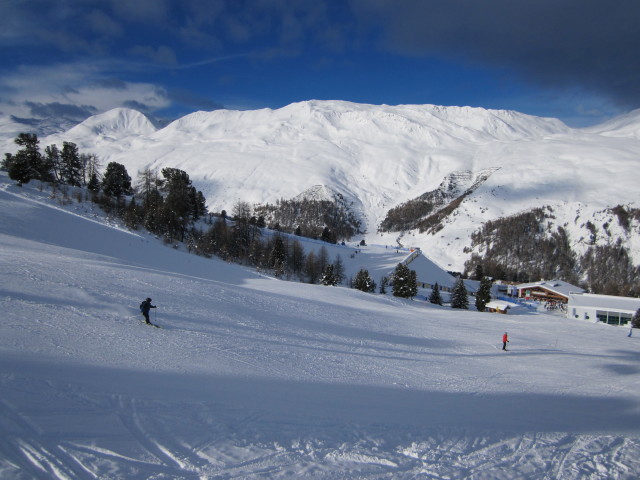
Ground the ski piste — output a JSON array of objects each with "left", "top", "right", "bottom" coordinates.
[{"left": 140, "top": 320, "right": 161, "bottom": 328}]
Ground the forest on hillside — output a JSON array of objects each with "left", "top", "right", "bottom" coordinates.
[
  {"left": 463, "top": 206, "right": 640, "bottom": 296},
  {"left": 379, "top": 169, "right": 497, "bottom": 235},
  {"left": 254, "top": 195, "right": 362, "bottom": 242}
]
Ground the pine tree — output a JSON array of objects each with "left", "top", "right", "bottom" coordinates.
[
  {"left": 122, "top": 196, "right": 143, "bottom": 229},
  {"left": 82, "top": 153, "right": 101, "bottom": 187},
  {"left": 332, "top": 254, "right": 345, "bottom": 285},
  {"left": 475, "top": 264, "right": 484, "bottom": 281},
  {"left": 429, "top": 282, "right": 443, "bottom": 305},
  {"left": 87, "top": 172, "right": 100, "bottom": 192},
  {"left": 4, "top": 133, "right": 45, "bottom": 185},
  {"left": 60, "top": 141, "right": 83, "bottom": 186},
  {"left": 321, "top": 226, "right": 334, "bottom": 243},
  {"left": 303, "top": 251, "right": 320, "bottom": 284},
  {"left": 102, "top": 162, "right": 132, "bottom": 198},
  {"left": 379, "top": 276, "right": 389, "bottom": 294},
  {"left": 160, "top": 168, "right": 202, "bottom": 242},
  {"left": 290, "top": 239, "right": 306, "bottom": 274},
  {"left": 321, "top": 264, "right": 337, "bottom": 286},
  {"left": 5, "top": 152, "right": 32, "bottom": 186},
  {"left": 392, "top": 263, "right": 418, "bottom": 299},
  {"left": 475, "top": 276, "right": 493, "bottom": 312},
  {"left": 353, "top": 268, "right": 375, "bottom": 292},
  {"left": 632, "top": 308, "right": 640, "bottom": 329},
  {"left": 269, "top": 235, "right": 287, "bottom": 277},
  {"left": 44, "top": 144, "right": 62, "bottom": 183},
  {"left": 317, "top": 246, "right": 329, "bottom": 274},
  {"left": 451, "top": 278, "right": 469, "bottom": 309}
]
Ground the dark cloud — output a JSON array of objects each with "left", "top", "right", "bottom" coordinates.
[
  {"left": 10, "top": 116, "right": 41, "bottom": 127},
  {"left": 26, "top": 101, "right": 97, "bottom": 120},
  {"left": 350, "top": 0, "right": 640, "bottom": 108}
]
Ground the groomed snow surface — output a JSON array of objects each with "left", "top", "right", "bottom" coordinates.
[{"left": 1, "top": 174, "right": 639, "bottom": 479}]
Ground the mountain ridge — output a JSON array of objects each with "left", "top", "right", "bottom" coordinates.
[{"left": 2, "top": 100, "right": 639, "bottom": 271}]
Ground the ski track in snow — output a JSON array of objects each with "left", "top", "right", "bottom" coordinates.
[{"left": 1, "top": 175, "right": 640, "bottom": 479}]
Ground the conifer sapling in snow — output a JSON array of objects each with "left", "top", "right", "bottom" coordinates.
[
  {"left": 392, "top": 263, "right": 417, "bottom": 299},
  {"left": 321, "top": 264, "right": 337, "bottom": 286},
  {"left": 379, "top": 276, "right": 389, "bottom": 294},
  {"left": 429, "top": 282, "right": 443, "bottom": 305},
  {"left": 353, "top": 268, "right": 375, "bottom": 292},
  {"left": 451, "top": 278, "right": 469, "bottom": 309}
]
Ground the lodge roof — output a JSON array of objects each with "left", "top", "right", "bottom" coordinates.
[{"left": 516, "top": 280, "right": 585, "bottom": 298}]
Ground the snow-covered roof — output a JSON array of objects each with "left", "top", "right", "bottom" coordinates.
[
  {"left": 568, "top": 293, "right": 640, "bottom": 313},
  {"left": 485, "top": 301, "right": 511, "bottom": 311},
  {"left": 516, "top": 280, "right": 584, "bottom": 297}
]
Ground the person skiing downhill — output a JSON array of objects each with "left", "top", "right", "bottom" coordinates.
[
  {"left": 502, "top": 332, "right": 509, "bottom": 350},
  {"left": 140, "top": 298, "right": 156, "bottom": 325}
]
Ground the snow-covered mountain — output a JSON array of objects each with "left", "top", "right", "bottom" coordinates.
[{"left": 2, "top": 100, "right": 639, "bottom": 271}]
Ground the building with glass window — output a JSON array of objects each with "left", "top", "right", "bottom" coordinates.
[{"left": 567, "top": 293, "right": 640, "bottom": 326}]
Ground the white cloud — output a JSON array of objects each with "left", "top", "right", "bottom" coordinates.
[{"left": 0, "top": 62, "right": 170, "bottom": 120}]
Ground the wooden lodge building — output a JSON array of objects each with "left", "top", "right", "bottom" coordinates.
[{"left": 516, "top": 280, "right": 585, "bottom": 304}]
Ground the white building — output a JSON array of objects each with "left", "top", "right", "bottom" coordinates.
[{"left": 567, "top": 293, "right": 640, "bottom": 326}]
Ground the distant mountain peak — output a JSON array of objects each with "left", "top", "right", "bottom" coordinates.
[{"left": 66, "top": 108, "right": 157, "bottom": 138}]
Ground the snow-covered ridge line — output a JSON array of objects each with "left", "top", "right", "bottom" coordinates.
[{"left": 1, "top": 100, "right": 639, "bottom": 271}]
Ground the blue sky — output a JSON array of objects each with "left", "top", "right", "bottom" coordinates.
[{"left": 2, "top": 0, "right": 639, "bottom": 128}]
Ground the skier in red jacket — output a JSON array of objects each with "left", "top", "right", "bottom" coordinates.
[{"left": 502, "top": 332, "right": 509, "bottom": 351}]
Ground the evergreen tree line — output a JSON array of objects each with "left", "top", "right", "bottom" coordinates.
[
  {"left": 2, "top": 133, "right": 100, "bottom": 187},
  {"left": 611, "top": 205, "right": 640, "bottom": 232},
  {"left": 463, "top": 207, "right": 640, "bottom": 296},
  {"left": 379, "top": 169, "right": 494, "bottom": 235},
  {"left": 427, "top": 276, "right": 492, "bottom": 312},
  {"left": 351, "top": 263, "right": 418, "bottom": 300},
  {"left": 379, "top": 183, "right": 463, "bottom": 234},
  {"left": 190, "top": 219, "right": 353, "bottom": 285},
  {"left": 254, "top": 197, "right": 362, "bottom": 243},
  {"left": 379, "top": 193, "right": 442, "bottom": 232}
]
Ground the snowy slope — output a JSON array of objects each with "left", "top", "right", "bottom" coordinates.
[
  {"left": 585, "top": 109, "right": 640, "bottom": 139},
  {"left": 2, "top": 100, "right": 640, "bottom": 271},
  {"left": 2, "top": 173, "right": 640, "bottom": 479}
]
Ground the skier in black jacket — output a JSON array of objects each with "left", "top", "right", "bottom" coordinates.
[{"left": 140, "top": 298, "right": 156, "bottom": 325}]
